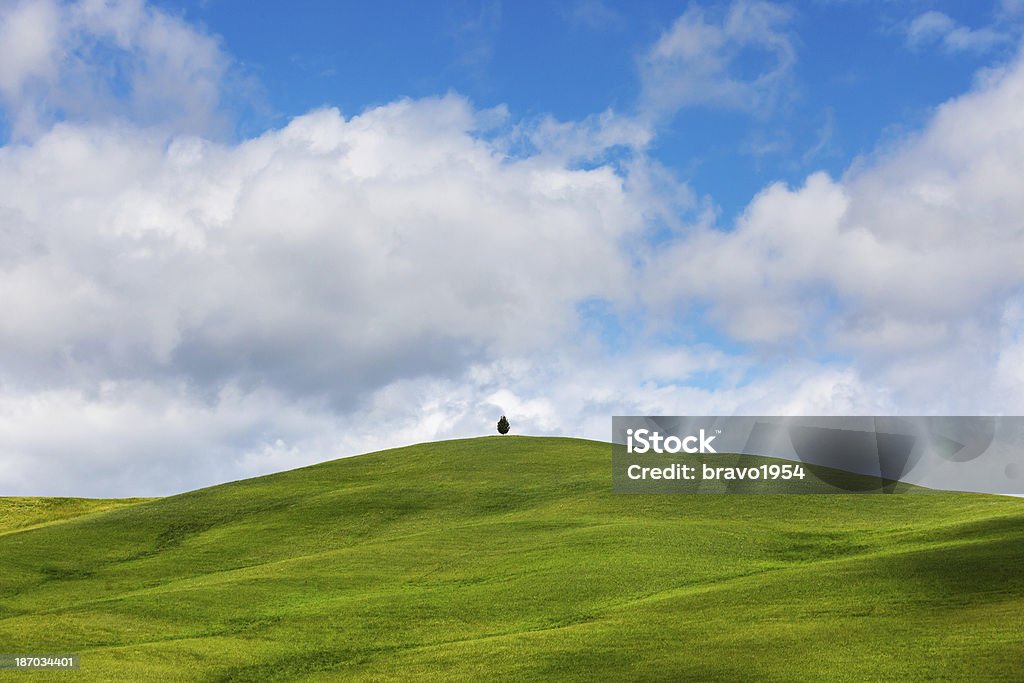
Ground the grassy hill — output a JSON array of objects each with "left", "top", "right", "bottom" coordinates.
[
  {"left": 0, "top": 497, "right": 154, "bottom": 537},
  {"left": 1, "top": 436, "right": 1022, "bottom": 681}
]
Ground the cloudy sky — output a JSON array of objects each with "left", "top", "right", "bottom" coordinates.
[{"left": 2, "top": 0, "right": 1024, "bottom": 496}]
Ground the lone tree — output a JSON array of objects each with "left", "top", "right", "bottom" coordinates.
[{"left": 497, "top": 415, "right": 510, "bottom": 435}]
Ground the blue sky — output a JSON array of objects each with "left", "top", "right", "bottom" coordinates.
[
  {"left": 1, "top": 0, "right": 1024, "bottom": 495},
  {"left": 155, "top": 0, "right": 1018, "bottom": 219}
]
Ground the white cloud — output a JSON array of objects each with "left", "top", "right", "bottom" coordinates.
[
  {"left": 645, "top": 171, "right": 850, "bottom": 344},
  {"left": 0, "top": 0, "right": 231, "bottom": 138},
  {"left": 523, "top": 108, "right": 654, "bottom": 161},
  {"left": 0, "top": 0, "right": 61, "bottom": 94},
  {"left": 0, "top": 89, "right": 668, "bottom": 493},
  {"left": 994, "top": 296, "right": 1024, "bottom": 404},
  {"left": 905, "top": 10, "right": 1009, "bottom": 54},
  {"left": 3, "top": 0, "right": 1024, "bottom": 496},
  {"left": 0, "top": 97, "right": 649, "bottom": 398},
  {"left": 639, "top": 0, "right": 796, "bottom": 117},
  {"left": 0, "top": 347, "right": 885, "bottom": 496},
  {"left": 0, "top": 3, "right": 676, "bottom": 496},
  {"left": 646, "top": 44, "right": 1024, "bottom": 411}
]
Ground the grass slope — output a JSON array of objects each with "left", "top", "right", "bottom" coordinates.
[
  {"left": 0, "top": 497, "right": 154, "bottom": 537},
  {"left": 0, "top": 436, "right": 1022, "bottom": 681}
]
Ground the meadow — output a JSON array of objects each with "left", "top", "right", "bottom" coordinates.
[{"left": 1, "top": 436, "right": 1022, "bottom": 681}]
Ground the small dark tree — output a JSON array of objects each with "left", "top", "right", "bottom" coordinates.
[{"left": 497, "top": 415, "right": 510, "bottom": 435}]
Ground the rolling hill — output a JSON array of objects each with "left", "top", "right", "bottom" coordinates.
[
  {"left": 1, "top": 436, "right": 1022, "bottom": 681},
  {"left": 0, "top": 497, "right": 154, "bottom": 537}
]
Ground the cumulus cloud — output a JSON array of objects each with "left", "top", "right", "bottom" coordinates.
[
  {"left": 646, "top": 44, "right": 1024, "bottom": 411},
  {"left": 0, "top": 0, "right": 231, "bottom": 138},
  {"left": 0, "top": 1, "right": 657, "bottom": 493},
  {"left": 0, "top": 96, "right": 650, "bottom": 401},
  {"left": 639, "top": 0, "right": 796, "bottom": 117},
  {"left": 3, "top": 0, "right": 1024, "bottom": 496}
]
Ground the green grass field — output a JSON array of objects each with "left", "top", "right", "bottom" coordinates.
[
  {"left": 0, "top": 497, "right": 154, "bottom": 537},
  {"left": 1, "top": 436, "right": 1022, "bottom": 681}
]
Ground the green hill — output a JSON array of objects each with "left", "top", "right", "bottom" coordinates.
[
  {"left": 1, "top": 436, "right": 1022, "bottom": 681},
  {"left": 0, "top": 497, "right": 154, "bottom": 537}
]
